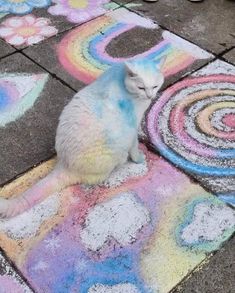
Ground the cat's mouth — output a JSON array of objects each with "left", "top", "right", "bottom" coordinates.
[{"left": 145, "top": 94, "right": 156, "bottom": 100}]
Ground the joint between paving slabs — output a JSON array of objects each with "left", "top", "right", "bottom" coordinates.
[
  {"left": 217, "top": 46, "right": 235, "bottom": 66},
  {"left": 2, "top": 5, "right": 133, "bottom": 92},
  {"left": 0, "top": 31, "right": 230, "bottom": 202},
  {"left": 0, "top": 50, "right": 18, "bottom": 62},
  {"left": 0, "top": 2, "right": 122, "bottom": 54},
  {"left": 0, "top": 143, "right": 233, "bottom": 293},
  {"left": 141, "top": 137, "right": 235, "bottom": 210},
  {"left": 19, "top": 50, "right": 77, "bottom": 93},
  {"left": 0, "top": 44, "right": 78, "bottom": 93},
  {"left": 1, "top": 126, "right": 232, "bottom": 211},
  {"left": 0, "top": 248, "right": 36, "bottom": 292},
  {"left": 124, "top": 4, "right": 234, "bottom": 57},
  {"left": 218, "top": 57, "right": 235, "bottom": 69},
  {"left": 0, "top": 4, "right": 234, "bottom": 293},
  {"left": 113, "top": 0, "right": 136, "bottom": 8},
  {"left": 174, "top": 257, "right": 216, "bottom": 292},
  {"left": 170, "top": 233, "right": 235, "bottom": 293},
  {"left": 169, "top": 256, "right": 214, "bottom": 293},
  {"left": 155, "top": 56, "right": 217, "bottom": 92},
  {"left": 21, "top": 38, "right": 218, "bottom": 100},
  {"left": 1, "top": 5, "right": 218, "bottom": 96},
  {"left": 0, "top": 153, "right": 56, "bottom": 189},
  {"left": 113, "top": 0, "right": 134, "bottom": 3},
  {"left": 0, "top": 52, "right": 220, "bottom": 192},
  {"left": 0, "top": 104, "right": 213, "bottom": 193}
]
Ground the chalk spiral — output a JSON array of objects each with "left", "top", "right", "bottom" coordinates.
[{"left": 147, "top": 74, "right": 235, "bottom": 176}]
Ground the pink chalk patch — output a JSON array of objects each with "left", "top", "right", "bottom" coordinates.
[
  {"left": 222, "top": 113, "right": 235, "bottom": 128},
  {"left": 0, "top": 275, "right": 24, "bottom": 293}
]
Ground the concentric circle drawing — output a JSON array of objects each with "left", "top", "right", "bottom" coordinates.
[{"left": 147, "top": 74, "right": 235, "bottom": 177}]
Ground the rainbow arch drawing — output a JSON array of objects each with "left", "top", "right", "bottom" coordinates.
[{"left": 57, "top": 8, "right": 212, "bottom": 84}]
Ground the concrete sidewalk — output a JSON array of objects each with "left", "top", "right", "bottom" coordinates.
[{"left": 0, "top": 0, "right": 234, "bottom": 292}]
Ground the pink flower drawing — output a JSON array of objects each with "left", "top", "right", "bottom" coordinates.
[
  {"left": 0, "top": 14, "right": 58, "bottom": 46},
  {"left": 48, "top": 0, "right": 110, "bottom": 23}
]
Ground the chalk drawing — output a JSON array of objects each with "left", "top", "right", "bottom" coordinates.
[
  {"left": 0, "top": 73, "right": 48, "bottom": 127},
  {"left": 48, "top": 0, "right": 111, "bottom": 24},
  {"left": 0, "top": 193, "right": 59, "bottom": 239},
  {"left": 102, "top": 160, "right": 148, "bottom": 188},
  {"left": 88, "top": 283, "right": 140, "bottom": 293},
  {"left": 0, "top": 253, "right": 32, "bottom": 293},
  {"left": 177, "top": 198, "right": 235, "bottom": 252},
  {"left": 32, "top": 260, "right": 49, "bottom": 272},
  {"left": 80, "top": 193, "right": 151, "bottom": 251},
  {"left": 218, "top": 194, "right": 235, "bottom": 206},
  {"left": 0, "top": 15, "right": 58, "bottom": 46},
  {"left": 0, "top": 0, "right": 51, "bottom": 15},
  {"left": 0, "top": 275, "right": 26, "bottom": 293},
  {"left": 147, "top": 60, "right": 235, "bottom": 206},
  {"left": 0, "top": 147, "right": 234, "bottom": 293},
  {"left": 57, "top": 8, "right": 212, "bottom": 84},
  {"left": 0, "top": 4, "right": 232, "bottom": 293}
]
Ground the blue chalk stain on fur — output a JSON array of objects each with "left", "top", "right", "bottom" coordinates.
[
  {"left": 89, "top": 62, "right": 137, "bottom": 127},
  {"left": 118, "top": 98, "right": 136, "bottom": 128},
  {"left": 126, "top": 56, "right": 167, "bottom": 74},
  {"left": 92, "top": 99, "right": 103, "bottom": 119},
  {"left": 86, "top": 58, "right": 164, "bottom": 125},
  {"left": 96, "top": 63, "right": 127, "bottom": 88}
]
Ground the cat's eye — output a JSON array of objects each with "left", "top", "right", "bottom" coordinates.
[
  {"left": 153, "top": 85, "right": 159, "bottom": 89},
  {"left": 138, "top": 86, "right": 145, "bottom": 90},
  {"left": 129, "top": 72, "right": 135, "bottom": 78}
]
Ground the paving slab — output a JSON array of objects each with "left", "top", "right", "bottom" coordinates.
[
  {"left": 0, "top": 39, "right": 15, "bottom": 59},
  {"left": 223, "top": 48, "right": 235, "bottom": 65},
  {"left": 0, "top": 2, "right": 119, "bottom": 50},
  {"left": 128, "top": 0, "right": 235, "bottom": 54},
  {"left": 0, "top": 52, "right": 75, "bottom": 186},
  {"left": 173, "top": 236, "right": 235, "bottom": 293},
  {"left": 0, "top": 146, "right": 234, "bottom": 292},
  {"left": 0, "top": 251, "right": 32, "bottom": 292},
  {"left": 23, "top": 7, "right": 213, "bottom": 92},
  {"left": 146, "top": 59, "right": 235, "bottom": 206}
]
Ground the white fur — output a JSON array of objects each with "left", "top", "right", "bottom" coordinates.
[{"left": 124, "top": 61, "right": 164, "bottom": 100}]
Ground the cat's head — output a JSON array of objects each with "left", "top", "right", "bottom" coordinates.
[{"left": 124, "top": 57, "right": 166, "bottom": 100}]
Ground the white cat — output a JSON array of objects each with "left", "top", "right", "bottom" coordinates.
[{"left": 0, "top": 57, "right": 165, "bottom": 218}]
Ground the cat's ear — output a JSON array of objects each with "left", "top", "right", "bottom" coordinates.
[
  {"left": 124, "top": 62, "right": 137, "bottom": 78},
  {"left": 155, "top": 55, "right": 167, "bottom": 70}
]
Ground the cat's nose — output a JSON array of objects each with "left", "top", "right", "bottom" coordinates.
[{"left": 146, "top": 89, "right": 154, "bottom": 99}]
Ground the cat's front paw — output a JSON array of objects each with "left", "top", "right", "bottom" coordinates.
[{"left": 131, "top": 151, "right": 146, "bottom": 164}]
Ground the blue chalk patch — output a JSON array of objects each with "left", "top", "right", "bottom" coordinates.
[{"left": 0, "top": 87, "right": 9, "bottom": 110}]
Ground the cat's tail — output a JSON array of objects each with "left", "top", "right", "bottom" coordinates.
[{"left": 0, "top": 164, "right": 78, "bottom": 219}]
